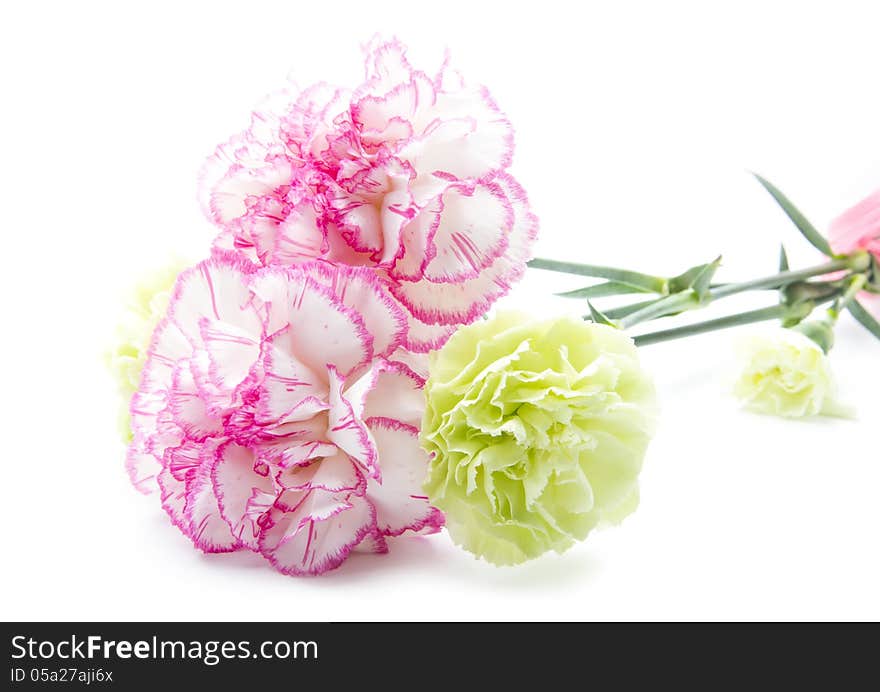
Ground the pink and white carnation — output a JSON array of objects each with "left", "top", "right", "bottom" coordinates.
[
  {"left": 127, "top": 252, "right": 443, "bottom": 575},
  {"left": 199, "top": 37, "right": 538, "bottom": 352}
]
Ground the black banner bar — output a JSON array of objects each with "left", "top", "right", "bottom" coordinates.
[{"left": 1, "top": 622, "right": 874, "bottom": 688}]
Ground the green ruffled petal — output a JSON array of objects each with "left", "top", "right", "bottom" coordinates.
[
  {"left": 106, "top": 260, "right": 187, "bottom": 440},
  {"left": 422, "top": 311, "right": 658, "bottom": 565}
]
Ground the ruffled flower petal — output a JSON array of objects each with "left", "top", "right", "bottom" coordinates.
[
  {"left": 277, "top": 451, "right": 365, "bottom": 494},
  {"left": 258, "top": 493, "right": 375, "bottom": 576},
  {"left": 398, "top": 86, "right": 513, "bottom": 184},
  {"left": 212, "top": 442, "right": 274, "bottom": 550},
  {"left": 184, "top": 444, "right": 241, "bottom": 554},
  {"left": 828, "top": 189, "right": 880, "bottom": 317},
  {"left": 399, "top": 312, "right": 457, "bottom": 353},
  {"left": 255, "top": 336, "right": 327, "bottom": 427},
  {"left": 420, "top": 183, "right": 512, "bottom": 283},
  {"left": 306, "top": 262, "right": 407, "bottom": 358},
  {"left": 250, "top": 267, "right": 372, "bottom": 377},
  {"left": 359, "top": 359, "right": 426, "bottom": 428},
  {"left": 327, "top": 366, "right": 378, "bottom": 479},
  {"left": 829, "top": 189, "right": 880, "bottom": 257},
  {"left": 107, "top": 261, "right": 187, "bottom": 443},
  {"left": 366, "top": 417, "right": 444, "bottom": 537},
  {"left": 169, "top": 253, "right": 261, "bottom": 345},
  {"left": 390, "top": 174, "right": 538, "bottom": 325}
]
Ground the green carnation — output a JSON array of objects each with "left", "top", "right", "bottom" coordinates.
[
  {"left": 734, "top": 328, "right": 850, "bottom": 418},
  {"left": 106, "top": 261, "right": 186, "bottom": 441},
  {"left": 421, "top": 312, "right": 658, "bottom": 565}
]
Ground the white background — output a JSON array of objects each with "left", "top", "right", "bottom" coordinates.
[{"left": 2, "top": 0, "right": 878, "bottom": 621}]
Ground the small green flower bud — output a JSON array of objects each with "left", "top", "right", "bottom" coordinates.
[{"left": 793, "top": 319, "right": 835, "bottom": 354}]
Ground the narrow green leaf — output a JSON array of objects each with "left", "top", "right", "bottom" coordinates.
[
  {"left": 779, "top": 244, "right": 790, "bottom": 271},
  {"left": 528, "top": 258, "right": 668, "bottom": 294},
  {"left": 778, "top": 244, "right": 790, "bottom": 309},
  {"left": 753, "top": 174, "right": 833, "bottom": 256},
  {"left": 556, "top": 281, "right": 651, "bottom": 299},
  {"left": 690, "top": 256, "right": 722, "bottom": 302},
  {"left": 587, "top": 301, "right": 617, "bottom": 327},
  {"left": 848, "top": 299, "right": 880, "bottom": 341},
  {"left": 667, "top": 257, "right": 722, "bottom": 302}
]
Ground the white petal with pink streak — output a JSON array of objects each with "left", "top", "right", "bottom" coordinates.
[
  {"left": 250, "top": 268, "right": 371, "bottom": 376},
  {"left": 344, "top": 359, "right": 425, "bottom": 429},
  {"left": 258, "top": 492, "right": 374, "bottom": 575},
  {"left": 170, "top": 256, "right": 262, "bottom": 345},
  {"left": 365, "top": 417, "right": 443, "bottom": 537},
  {"left": 256, "top": 338, "right": 326, "bottom": 426},
  {"left": 390, "top": 174, "right": 538, "bottom": 325},
  {"left": 212, "top": 442, "right": 274, "bottom": 550},
  {"left": 327, "top": 366, "right": 378, "bottom": 479},
  {"left": 422, "top": 183, "right": 512, "bottom": 282},
  {"left": 276, "top": 451, "right": 364, "bottom": 494},
  {"left": 307, "top": 263, "right": 406, "bottom": 358},
  {"left": 184, "top": 443, "right": 240, "bottom": 554}
]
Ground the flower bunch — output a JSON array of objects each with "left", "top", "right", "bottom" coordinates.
[
  {"left": 111, "top": 38, "right": 880, "bottom": 575},
  {"left": 111, "top": 38, "right": 538, "bottom": 575}
]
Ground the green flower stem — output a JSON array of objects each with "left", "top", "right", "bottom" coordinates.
[
  {"left": 827, "top": 274, "right": 868, "bottom": 322},
  {"left": 600, "top": 298, "right": 663, "bottom": 320},
  {"left": 531, "top": 254, "right": 862, "bottom": 302},
  {"left": 617, "top": 257, "right": 854, "bottom": 329},
  {"left": 542, "top": 251, "right": 869, "bottom": 338},
  {"left": 709, "top": 257, "right": 853, "bottom": 300},
  {"left": 527, "top": 258, "right": 668, "bottom": 294},
  {"left": 632, "top": 303, "right": 812, "bottom": 347}
]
